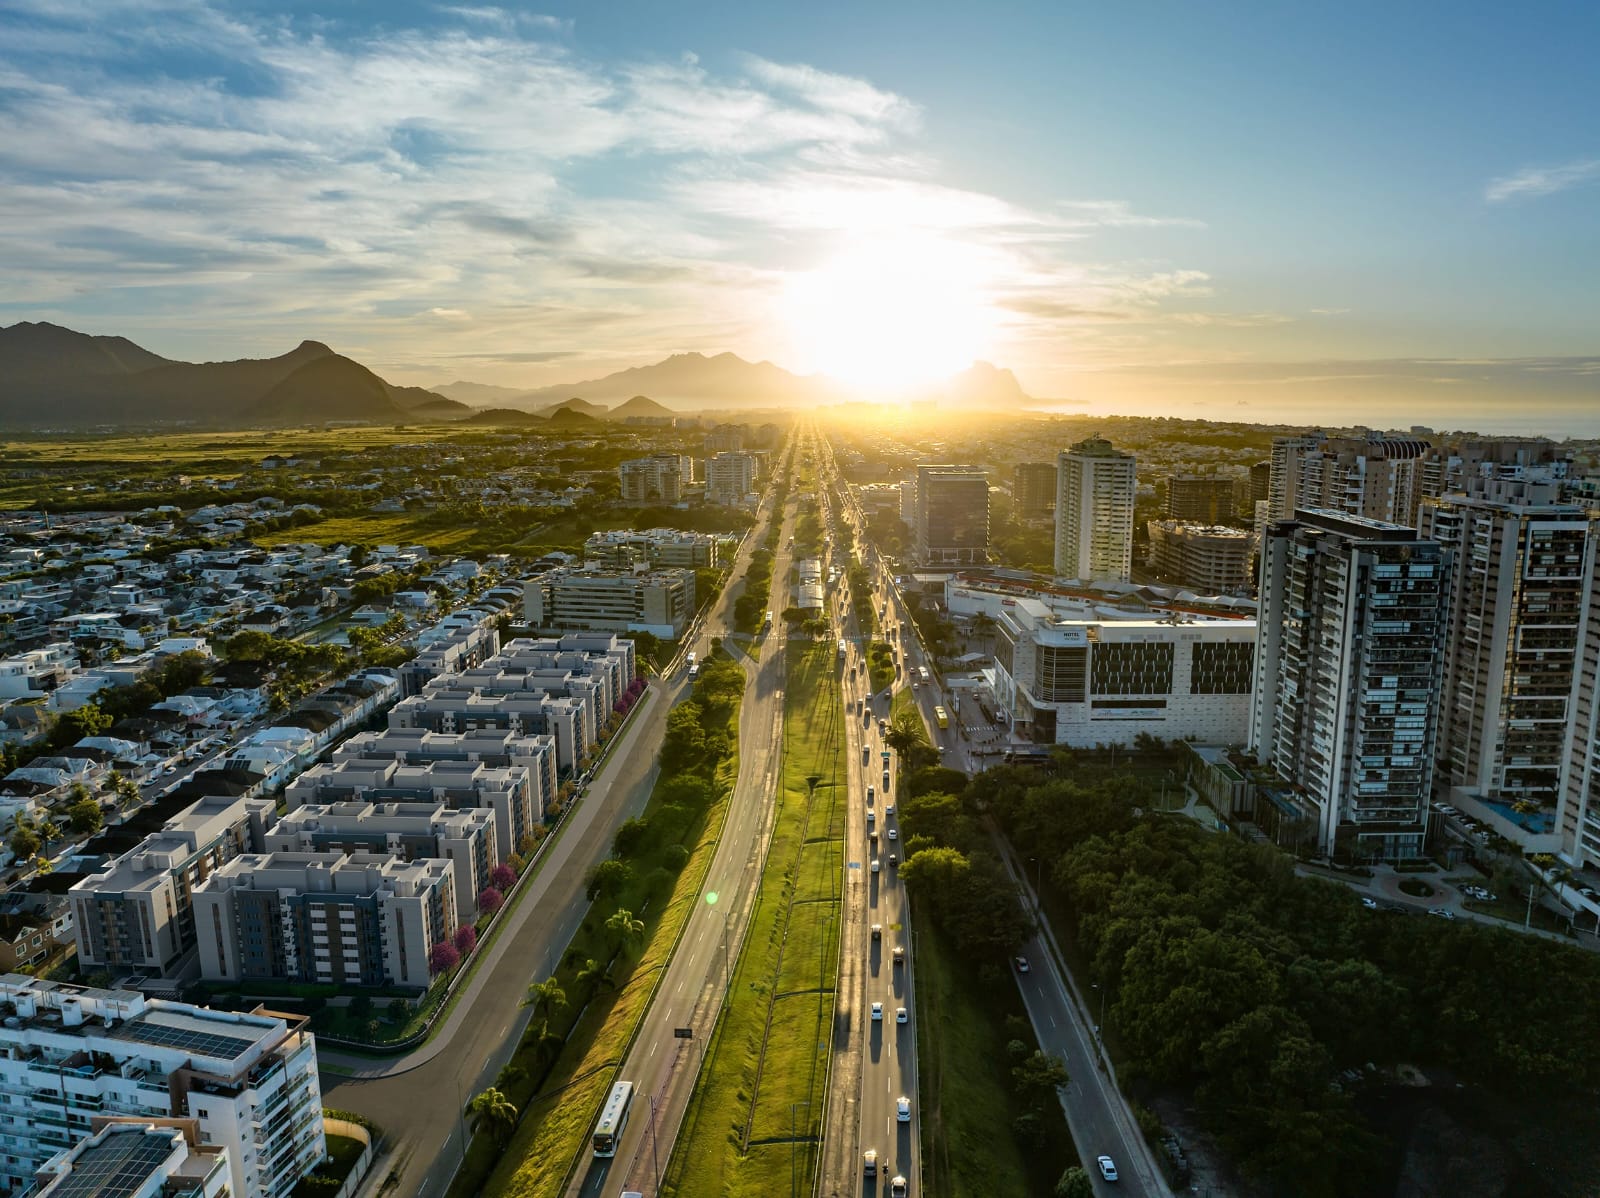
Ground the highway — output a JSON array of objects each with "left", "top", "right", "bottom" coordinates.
[
  {"left": 327, "top": 476, "right": 790, "bottom": 1198},
  {"left": 828, "top": 441, "right": 1169, "bottom": 1198},
  {"left": 576, "top": 491, "right": 799, "bottom": 1198}
]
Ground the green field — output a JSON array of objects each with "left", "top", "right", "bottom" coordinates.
[{"left": 663, "top": 641, "right": 846, "bottom": 1197}]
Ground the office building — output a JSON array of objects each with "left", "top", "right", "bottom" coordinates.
[
  {"left": 1054, "top": 437, "right": 1136, "bottom": 583},
  {"left": 1250, "top": 509, "right": 1451, "bottom": 861},
  {"left": 991, "top": 598, "right": 1255, "bottom": 747},
  {"left": 523, "top": 567, "right": 694, "bottom": 638},
  {"left": 194, "top": 852, "right": 454, "bottom": 990},
  {"left": 1419, "top": 479, "right": 1598, "bottom": 848},
  {"left": 1011, "top": 462, "right": 1057, "bottom": 521},
  {"left": 0, "top": 977, "right": 324, "bottom": 1198},
  {"left": 1164, "top": 475, "right": 1236, "bottom": 525},
  {"left": 265, "top": 801, "right": 497, "bottom": 924},
  {"left": 70, "top": 798, "right": 277, "bottom": 977},
  {"left": 33, "top": 1121, "right": 231, "bottom": 1198},
  {"left": 1145, "top": 521, "right": 1253, "bottom": 593},
  {"left": 1266, "top": 431, "right": 1431, "bottom": 525},
  {"left": 705, "top": 452, "right": 758, "bottom": 504},
  {"left": 617, "top": 455, "right": 691, "bottom": 505},
  {"left": 913, "top": 466, "right": 989, "bottom": 566}
]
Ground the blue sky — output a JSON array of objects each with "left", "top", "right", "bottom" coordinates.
[{"left": 1, "top": 0, "right": 1596, "bottom": 428}]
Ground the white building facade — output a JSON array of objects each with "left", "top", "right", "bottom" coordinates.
[{"left": 1055, "top": 437, "right": 1136, "bottom": 583}]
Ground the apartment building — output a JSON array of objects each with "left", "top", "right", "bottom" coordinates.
[
  {"left": 0, "top": 645, "right": 78, "bottom": 702},
  {"left": 1055, "top": 437, "right": 1136, "bottom": 583},
  {"left": 1250, "top": 509, "right": 1451, "bottom": 861},
  {"left": 1266, "top": 430, "right": 1431, "bottom": 525},
  {"left": 193, "top": 852, "right": 455, "bottom": 990},
  {"left": 705, "top": 452, "right": 758, "bottom": 504},
  {"left": 523, "top": 567, "right": 694, "bottom": 638},
  {"left": 1164, "top": 474, "right": 1237, "bottom": 525},
  {"left": 584, "top": 528, "right": 728, "bottom": 570},
  {"left": 265, "top": 801, "right": 496, "bottom": 924},
  {"left": 1011, "top": 462, "right": 1057, "bottom": 521},
  {"left": 617, "top": 454, "right": 690, "bottom": 504},
  {"left": 1416, "top": 437, "right": 1567, "bottom": 518},
  {"left": 991, "top": 598, "right": 1256, "bottom": 747},
  {"left": 913, "top": 465, "right": 989, "bottom": 567},
  {"left": 1145, "top": 521, "right": 1253, "bottom": 594},
  {"left": 32, "top": 1121, "right": 231, "bottom": 1198},
  {"left": 70, "top": 797, "right": 278, "bottom": 976},
  {"left": 0, "top": 978, "right": 324, "bottom": 1198}
]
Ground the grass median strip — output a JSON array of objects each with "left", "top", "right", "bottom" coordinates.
[{"left": 663, "top": 640, "right": 845, "bottom": 1197}]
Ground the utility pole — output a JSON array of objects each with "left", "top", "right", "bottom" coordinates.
[{"left": 649, "top": 1093, "right": 661, "bottom": 1194}]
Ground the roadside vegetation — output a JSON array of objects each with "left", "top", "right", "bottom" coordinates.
[
  {"left": 865, "top": 640, "right": 895, "bottom": 693},
  {"left": 450, "top": 652, "right": 747, "bottom": 1198},
  {"left": 663, "top": 640, "right": 845, "bottom": 1197}
]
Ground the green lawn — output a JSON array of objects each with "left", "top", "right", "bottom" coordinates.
[
  {"left": 913, "top": 904, "right": 1075, "bottom": 1198},
  {"left": 663, "top": 642, "right": 845, "bottom": 1197}
]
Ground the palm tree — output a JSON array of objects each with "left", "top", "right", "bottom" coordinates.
[
  {"left": 604, "top": 908, "right": 646, "bottom": 957},
  {"left": 521, "top": 976, "right": 567, "bottom": 1039},
  {"left": 575, "top": 958, "right": 615, "bottom": 994},
  {"left": 466, "top": 1087, "right": 519, "bottom": 1145}
]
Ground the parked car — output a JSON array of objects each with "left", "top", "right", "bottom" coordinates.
[{"left": 1428, "top": 907, "right": 1456, "bottom": 920}]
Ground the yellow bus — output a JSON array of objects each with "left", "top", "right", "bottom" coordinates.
[{"left": 933, "top": 705, "right": 949, "bottom": 730}]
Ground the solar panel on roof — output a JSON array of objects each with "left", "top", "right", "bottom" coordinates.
[
  {"left": 109, "top": 1016, "right": 258, "bottom": 1060},
  {"left": 41, "top": 1128, "right": 173, "bottom": 1198}
]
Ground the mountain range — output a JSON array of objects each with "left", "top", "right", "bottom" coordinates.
[{"left": 0, "top": 321, "right": 1036, "bottom": 428}]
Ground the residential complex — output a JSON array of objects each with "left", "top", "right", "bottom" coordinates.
[
  {"left": 912, "top": 465, "right": 989, "bottom": 567},
  {"left": 0, "top": 977, "right": 324, "bottom": 1198},
  {"left": 584, "top": 528, "right": 729, "bottom": 570},
  {"left": 523, "top": 567, "right": 694, "bottom": 638},
  {"left": 1266, "top": 430, "right": 1432, "bottom": 525},
  {"left": 1146, "top": 521, "right": 1253, "bottom": 593},
  {"left": 1164, "top": 474, "right": 1237, "bottom": 525},
  {"left": 1250, "top": 509, "right": 1452, "bottom": 860},
  {"left": 617, "top": 454, "right": 691, "bottom": 504},
  {"left": 705, "top": 451, "right": 759, "bottom": 504},
  {"left": 32, "top": 1122, "right": 231, "bottom": 1198},
  {"left": 1054, "top": 437, "right": 1136, "bottom": 583},
  {"left": 1011, "top": 462, "right": 1057, "bottom": 521}
]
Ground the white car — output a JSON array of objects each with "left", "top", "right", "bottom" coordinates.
[
  {"left": 871, "top": 859, "right": 881, "bottom": 874},
  {"left": 890, "top": 1176, "right": 908, "bottom": 1197},
  {"left": 871, "top": 1002, "right": 883, "bottom": 1021},
  {"left": 896, "top": 1096, "right": 911, "bottom": 1122},
  {"left": 1097, "top": 1155, "right": 1118, "bottom": 1181},
  {"left": 863, "top": 1149, "right": 877, "bottom": 1177},
  {"left": 887, "top": 828, "right": 898, "bottom": 841},
  {"left": 895, "top": 1006, "right": 908, "bottom": 1024},
  {"left": 885, "top": 803, "right": 896, "bottom": 817}
]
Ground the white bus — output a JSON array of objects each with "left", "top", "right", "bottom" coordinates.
[
  {"left": 592, "top": 1079, "right": 635, "bottom": 1157},
  {"left": 837, "top": 638, "right": 848, "bottom": 662}
]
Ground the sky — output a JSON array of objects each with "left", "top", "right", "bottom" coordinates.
[{"left": 1, "top": 0, "right": 1597, "bottom": 431}]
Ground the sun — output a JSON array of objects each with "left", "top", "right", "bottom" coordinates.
[{"left": 779, "top": 235, "right": 995, "bottom": 393}]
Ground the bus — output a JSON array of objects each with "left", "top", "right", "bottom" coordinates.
[
  {"left": 592, "top": 1079, "right": 635, "bottom": 1157},
  {"left": 837, "top": 638, "right": 848, "bottom": 663},
  {"left": 933, "top": 705, "right": 950, "bottom": 730},
  {"left": 917, "top": 666, "right": 931, "bottom": 686}
]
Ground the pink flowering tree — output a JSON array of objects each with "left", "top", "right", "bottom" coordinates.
[
  {"left": 453, "top": 924, "right": 478, "bottom": 955},
  {"left": 428, "top": 942, "right": 460, "bottom": 975},
  {"left": 478, "top": 886, "right": 504, "bottom": 916}
]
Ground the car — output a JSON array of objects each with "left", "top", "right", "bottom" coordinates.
[
  {"left": 1097, "top": 1155, "right": 1118, "bottom": 1181},
  {"left": 867, "top": 786, "right": 875, "bottom": 804},
  {"left": 867, "top": 808, "right": 876, "bottom": 824},
  {"left": 890, "top": 1175, "right": 908, "bottom": 1197},
  {"left": 1015, "top": 956, "right": 1030, "bottom": 973},
  {"left": 871, "top": 1002, "right": 883, "bottom": 1021},
  {"left": 887, "top": 827, "right": 898, "bottom": 841},
  {"left": 862, "top": 1149, "right": 877, "bottom": 1177},
  {"left": 889, "top": 852, "right": 898, "bottom": 866},
  {"left": 871, "top": 859, "right": 881, "bottom": 874},
  {"left": 882, "top": 771, "right": 891, "bottom": 789},
  {"left": 1581, "top": 887, "right": 1599, "bottom": 899},
  {"left": 885, "top": 802, "right": 896, "bottom": 817},
  {"left": 871, "top": 923, "right": 882, "bottom": 940},
  {"left": 862, "top": 745, "right": 871, "bottom": 764},
  {"left": 1360, "top": 897, "right": 1378, "bottom": 910},
  {"left": 896, "top": 1096, "right": 911, "bottom": 1122},
  {"left": 1427, "top": 907, "right": 1456, "bottom": 920},
  {"left": 893, "top": 945, "right": 904, "bottom": 966},
  {"left": 895, "top": 1006, "right": 908, "bottom": 1024}
]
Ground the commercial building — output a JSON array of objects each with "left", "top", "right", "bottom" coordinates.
[
  {"left": 1145, "top": 521, "right": 1253, "bottom": 593},
  {"left": 991, "top": 598, "right": 1256, "bottom": 747},
  {"left": 913, "top": 466, "right": 989, "bottom": 566},
  {"left": 1011, "top": 462, "right": 1057, "bottom": 521},
  {"left": 1250, "top": 509, "right": 1451, "bottom": 861},
  {"left": 705, "top": 452, "right": 759, "bottom": 504},
  {"left": 265, "top": 801, "right": 496, "bottom": 924},
  {"left": 193, "top": 852, "right": 456, "bottom": 990},
  {"left": 1164, "top": 475, "right": 1237, "bottom": 525},
  {"left": 617, "top": 454, "right": 690, "bottom": 504},
  {"left": 33, "top": 1122, "right": 230, "bottom": 1198},
  {"left": 0, "top": 977, "right": 324, "bottom": 1198},
  {"left": 1419, "top": 479, "right": 1599, "bottom": 850},
  {"left": 1266, "top": 431, "right": 1431, "bottom": 525},
  {"left": 70, "top": 797, "right": 278, "bottom": 976},
  {"left": 584, "top": 529, "right": 728, "bottom": 570},
  {"left": 523, "top": 567, "right": 694, "bottom": 638},
  {"left": 1055, "top": 437, "right": 1136, "bottom": 583}
]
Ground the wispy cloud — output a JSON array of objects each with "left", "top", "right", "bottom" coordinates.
[{"left": 1485, "top": 157, "right": 1600, "bottom": 202}]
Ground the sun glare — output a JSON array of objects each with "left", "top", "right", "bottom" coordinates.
[{"left": 780, "top": 236, "right": 995, "bottom": 393}]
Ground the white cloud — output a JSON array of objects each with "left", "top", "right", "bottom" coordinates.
[{"left": 1485, "top": 157, "right": 1600, "bottom": 202}]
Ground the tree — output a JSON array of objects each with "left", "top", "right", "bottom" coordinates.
[
  {"left": 586, "top": 859, "right": 634, "bottom": 902},
  {"left": 428, "top": 942, "right": 460, "bottom": 975},
  {"left": 349, "top": 993, "right": 373, "bottom": 1021},
  {"left": 522, "top": 975, "right": 567, "bottom": 1041},
  {"left": 575, "top": 957, "right": 614, "bottom": 993},
  {"left": 34, "top": 817, "right": 60, "bottom": 860},
  {"left": 1054, "top": 1166, "right": 1094, "bottom": 1198},
  {"left": 604, "top": 907, "right": 646, "bottom": 957},
  {"left": 1011, "top": 1050, "right": 1070, "bottom": 1110},
  {"left": 489, "top": 863, "right": 518, "bottom": 891},
  {"left": 387, "top": 998, "right": 409, "bottom": 1024},
  {"left": 466, "top": 1087, "right": 518, "bottom": 1145},
  {"left": 478, "top": 887, "right": 504, "bottom": 916},
  {"left": 612, "top": 818, "right": 651, "bottom": 859},
  {"left": 454, "top": 924, "right": 478, "bottom": 955},
  {"left": 8, "top": 822, "right": 40, "bottom": 862},
  {"left": 67, "top": 797, "right": 104, "bottom": 836}
]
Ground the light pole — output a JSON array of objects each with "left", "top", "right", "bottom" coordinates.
[
  {"left": 790, "top": 1099, "right": 811, "bottom": 1198},
  {"left": 649, "top": 1093, "right": 661, "bottom": 1194}
]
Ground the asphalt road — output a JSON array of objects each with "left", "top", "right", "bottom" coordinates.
[
  {"left": 576, "top": 500, "right": 798, "bottom": 1198},
  {"left": 327, "top": 490, "right": 786, "bottom": 1198}
]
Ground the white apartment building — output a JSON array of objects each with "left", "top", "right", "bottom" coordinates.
[
  {"left": 585, "top": 528, "right": 728, "bottom": 570},
  {"left": 193, "top": 853, "right": 455, "bottom": 990},
  {"left": 617, "top": 454, "right": 690, "bottom": 504},
  {"left": 1146, "top": 521, "right": 1253, "bottom": 594},
  {"left": 34, "top": 1121, "right": 230, "bottom": 1198},
  {"left": 0, "top": 645, "right": 78, "bottom": 702},
  {"left": 705, "top": 452, "right": 758, "bottom": 504},
  {"left": 70, "top": 797, "right": 278, "bottom": 976},
  {"left": 1055, "top": 437, "right": 1136, "bottom": 583},
  {"left": 1418, "top": 479, "right": 1598, "bottom": 852},
  {"left": 1266, "top": 431, "right": 1431, "bottom": 525},
  {"left": 991, "top": 598, "right": 1256, "bottom": 747},
  {"left": 0, "top": 977, "right": 324, "bottom": 1198},
  {"left": 523, "top": 567, "right": 694, "bottom": 638},
  {"left": 1250, "top": 509, "right": 1452, "bottom": 861}
]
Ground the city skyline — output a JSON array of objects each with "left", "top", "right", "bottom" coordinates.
[{"left": 2, "top": 1, "right": 1597, "bottom": 430}]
